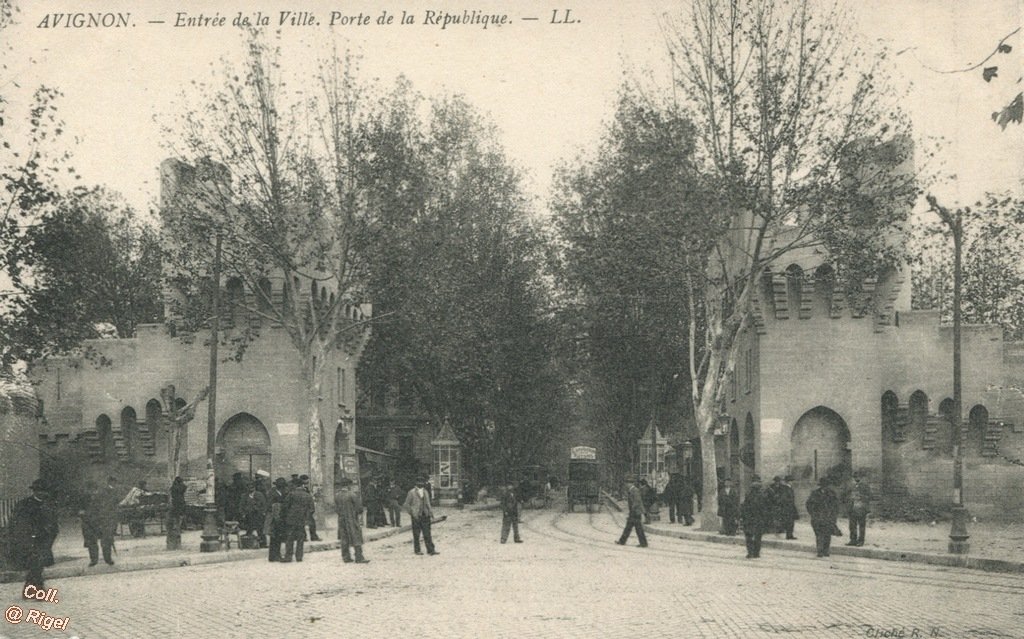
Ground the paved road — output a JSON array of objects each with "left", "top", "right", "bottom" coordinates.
[{"left": 2, "top": 502, "right": 1022, "bottom": 639}]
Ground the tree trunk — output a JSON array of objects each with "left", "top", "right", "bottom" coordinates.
[{"left": 305, "top": 342, "right": 328, "bottom": 521}]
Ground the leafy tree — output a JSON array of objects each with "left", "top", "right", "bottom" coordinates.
[
  {"left": 912, "top": 193, "right": 1024, "bottom": 339},
  {"left": 162, "top": 38, "right": 378, "bottom": 509},
  {"left": 660, "top": 0, "right": 918, "bottom": 527},
  {"left": 551, "top": 86, "right": 709, "bottom": 484},
  {"left": 1, "top": 187, "right": 161, "bottom": 364},
  {"left": 356, "top": 89, "right": 568, "bottom": 483}
]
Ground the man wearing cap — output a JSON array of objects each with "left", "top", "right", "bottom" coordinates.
[
  {"left": 282, "top": 476, "right": 315, "bottom": 562},
  {"left": 806, "top": 476, "right": 841, "bottom": 557},
  {"left": 10, "top": 480, "right": 59, "bottom": 593},
  {"left": 740, "top": 475, "right": 772, "bottom": 558},
  {"left": 83, "top": 475, "right": 120, "bottom": 565},
  {"left": 845, "top": 473, "right": 872, "bottom": 547},
  {"left": 267, "top": 477, "right": 289, "bottom": 562},
  {"left": 335, "top": 478, "right": 369, "bottom": 563},
  {"left": 615, "top": 476, "right": 648, "bottom": 548},
  {"left": 403, "top": 476, "right": 438, "bottom": 555},
  {"left": 239, "top": 480, "right": 267, "bottom": 547}
]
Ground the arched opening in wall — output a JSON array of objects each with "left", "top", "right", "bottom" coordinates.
[
  {"left": 786, "top": 264, "right": 804, "bottom": 317},
  {"left": 938, "top": 398, "right": 955, "bottom": 456},
  {"left": 320, "top": 287, "right": 327, "bottom": 308},
  {"left": 814, "top": 264, "right": 835, "bottom": 318},
  {"left": 217, "top": 413, "right": 272, "bottom": 481},
  {"left": 309, "top": 279, "right": 319, "bottom": 307},
  {"left": 741, "top": 413, "right": 756, "bottom": 472},
  {"left": 729, "top": 418, "right": 740, "bottom": 489},
  {"left": 790, "top": 406, "right": 852, "bottom": 510},
  {"left": 120, "top": 406, "right": 137, "bottom": 462},
  {"left": 968, "top": 404, "right": 988, "bottom": 455},
  {"left": 256, "top": 278, "right": 273, "bottom": 313},
  {"left": 96, "top": 415, "right": 114, "bottom": 464},
  {"left": 880, "top": 390, "right": 902, "bottom": 494},
  {"left": 226, "top": 278, "right": 245, "bottom": 328},
  {"left": 146, "top": 399, "right": 164, "bottom": 461},
  {"left": 909, "top": 390, "right": 929, "bottom": 446}
]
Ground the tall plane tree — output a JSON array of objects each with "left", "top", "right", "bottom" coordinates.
[
  {"left": 163, "top": 38, "right": 373, "bottom": 511},
  {"left": 664, "top": 0, "right": 917, "bottom": 526}
]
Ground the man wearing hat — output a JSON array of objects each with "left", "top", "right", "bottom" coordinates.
[
  {"left": 83, "top": 475, "right": 120, "bottom": 565},
  {"left": 615, "top": 476, "right": 648, "bottom": 547},
  {"left": 845, "top": 473, "right": 872, "bottom": 547},
  {"left": 299, "top": 475, "right": 321, "bottom": 542},
  {"left": 806, "top": 476, "right": 841, "bottom": 557},
  {"left": 282, "top": 475, "right": 315, "bottom": 562},
  {"left": 769, "top": 475, "right": 799, "bottom": 540},
  {"left": 335, "top": 478, "right": 368, "bottom": 563},
  {"left": 717, "top": 479, "right": 740, "bottom": 535},
  {"left": 740, "top": 475, "right": 772, "bottom": 558},
  {"left": 403, "top": 476, "right": 438, "bottom": 555},
  {"left": 267, "top": 477, "right": 289, "bottom": 562},
  {"left": 10, "top": 480, "right": 59, "bottom": 593}
]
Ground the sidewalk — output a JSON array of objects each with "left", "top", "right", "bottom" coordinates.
[
  {"left": 0, "top": 512, "right": 450, "bottom": 584},
  {"left": 605, "top": 496, "right": 1024, "bottom": 574}
]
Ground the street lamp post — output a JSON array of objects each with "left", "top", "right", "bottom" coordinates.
[
  {"left": 200, "top": 233, "right": 222, "bottom": 552},
  {"left": 948, "top": 208, "right": 970, "bottom": 554}
]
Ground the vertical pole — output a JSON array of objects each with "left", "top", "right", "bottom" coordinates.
[
  {"left": 200, "top": 234, "right": 222, "bottom": 552},
  {"left": 949, "top": 211, "right": 970, "bottom": 553}
]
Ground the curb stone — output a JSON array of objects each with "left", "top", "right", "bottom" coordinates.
[
  {"left": 602, "top": 495, "right": 1024, "bottom": 575},
  {"left": 0, "top": 516, "right": 447, "bottom": 584}
]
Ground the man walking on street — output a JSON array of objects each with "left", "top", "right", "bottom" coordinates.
[
  {"left": 10, "top": 480, "right": 59, "bottom": 594},
  {"left": 282, "top": 477, "right": 315, "bottom": 562},
  {"left": 616, "top": 477, "right": 648, "bottom": 548},
  {"left": 335, "top": 478, "right": 369, "bottom": 563},
  {"left": 83, "top": 476, "right": 119, "bottom": 565},
  {"left": 740, "top": 475, "right": 771, "bottom": 558},
  {"left": 807, "top": 476, "right": 840, "bottom": 557},
  {"left": 846, "top": 473, "right": 872, "bottom": 546},
  {"left": 404, "top": 476, "right": 438, "bottom": 555},
  {"left": 500, "top": 483, "right": 523, "bottom": 543}
]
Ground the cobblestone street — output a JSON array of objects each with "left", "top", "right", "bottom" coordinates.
[{"left": 2, "top": 503, "right": 1023, "bottom": 639}]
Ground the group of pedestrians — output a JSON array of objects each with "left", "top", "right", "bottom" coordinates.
[
  {"left": 335, "top": 474, "right": 441, "bottom": 562},
  {"left": 618, "top": 472, "right": 873, "bottom": 559},
  {"left": 360, "top": 477, "right": 405, "bottom": 529}
]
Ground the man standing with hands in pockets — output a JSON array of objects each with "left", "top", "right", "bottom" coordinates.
[{"left": 404, "top": 475, "right": 439, "bottom": 556}]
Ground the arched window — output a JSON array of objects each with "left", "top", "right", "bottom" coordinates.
[
  {"left": 120, "top": 406, "right": 137, "bottom": 461},
  {"left": 815, "top": 264, "right": 835, "bottom": 318},
  {"left": 938, "top": 398, "right": 955, "bottom": 456},
  {"left": 146, "top": 398, "right": 163, "bottom": 458},
  {"left": 786, "top": 264, "right": 804, "bottom": 318},
  {"left": 968, "top": 404, "right": 988, "bottom": 454},
  {"left": 909, "top": 390, "right": 929, "bottom": 443},
  {"left": 96, "top": 414, "right": 114, "bottom": 463},
  {"left": 225, "top": 278, "right": 245, "bottom": 328},
  {"left": 256, "top": 278, "right": 273, "bottom": 312}
]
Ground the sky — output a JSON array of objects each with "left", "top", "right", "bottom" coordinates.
[{"left": 3, "top": 0, "right": 1022, "bottom": 218}]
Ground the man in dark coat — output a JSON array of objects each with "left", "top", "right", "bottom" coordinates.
[
  {"left": 299, "top": 475, "right": 321, "bottom": 541},
  {"left": 770, "top": 475, "right": 799, "bottom": 540},
  {"left": 404, "top": 476, "right": 438, "bottom": 555},
  {"left": 167, "top": 476, "right": 187, "bottom": 550},
  {"left": 717, "top": 479, "right": 740, "bottom": 535},
  {"left": 387, "top": 480, "right": 403, "bottom": 527},
  {"left": 363, "top": 478, "right": 380, "bottom": 529},
  {"left": 500, "top": 483, "right": 523, "bottom": 544},
  {"left": 335, "top": 478, "right": 368, "bottom": 563},
  {"left": 616, "top": 477, "right": 648, "bottom": 547},
  {"left": 239, "top": 481, "right": 267, "bottom": 546},
  {"left": 83, "top": 476, "right": 120, "bottom": 566},
  {"left": 740, "top": 476, "right": 772, "bottom": 558},
  {"left": 10, "top": 480, "right": 59, "bottom": 594},
  {"left": 806, "top": 477, "right": 841, "bottom": 557},
  {"left": 665, "top": 473, "right": 694, "bottom": 525},
  {"left": 282, "top": 478, "right": 315, "bottom": 562},
  {"left": 845, "top": 473, "right": 872, "bottom": 546},
  {"left": 639, "top": 479, "right": 656, "bottom": 524},
  {"left": 267, "top": 477, "right": 289, "bottom": 562}
]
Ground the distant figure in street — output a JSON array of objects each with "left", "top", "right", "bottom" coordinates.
[
  {"left": 717, "top": 479, "right": 740, "bottom": 535},
  {"left": 806, "top": 477, "right": 841, "bottom": 557},
  {"left": 335, "top": 478, "right": 369, "bottom": 563},
  {"left": 267, "top": 477, "right": 289, "bottom": 562},
  {"left": 167, "top": 476, "right": 187, "bottom": 550},
  {"left": 404, "top": 476, "right": 438, "bottom": 555},
  {"left": 616, "top": 477, "right": 648, "bottom": 548},
  {"left": 845, "top": 473, "right": 872, "bottom": 547},
  {"left": 282, "top": 477, "right": 315, "bottom": 562},
  {"left": 83, "top": 476, "right": 119, "bottom": 565},
  {"left": 363, "top": 478, "right": 380, "bottom": 529},
  {"left": 740, "top": 475, "right": 772, "bottom": 558},
  {"left": 639, "top": 479, "right": 656, "bottom": 524},
  {"left": 299, "top": 475, "right": 321, "bottom": 542},
  {"left": 664, "top": 473, "right": 695, "bottom": 526},
  {"left": 239, "top": 481, "right": 267, "bottom": 547},
  {"left": 226, "top": 472, "right": 246, "bottom": 523},
  {"left": 770, "top": 475, "right": 799, "bottom": 540},
  {"left": 387, "top": 480, "right": 403, "bottom": 527},
  {"left": 10, "top": 480, "right": 59, "bottom": 594},
  {"left": 500, "top": 483, "right": 523, "bottom": 544}
]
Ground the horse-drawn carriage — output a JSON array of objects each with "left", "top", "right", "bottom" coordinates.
[{"left": 566, "top": 446, "right": 600, "bottom": 512}]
